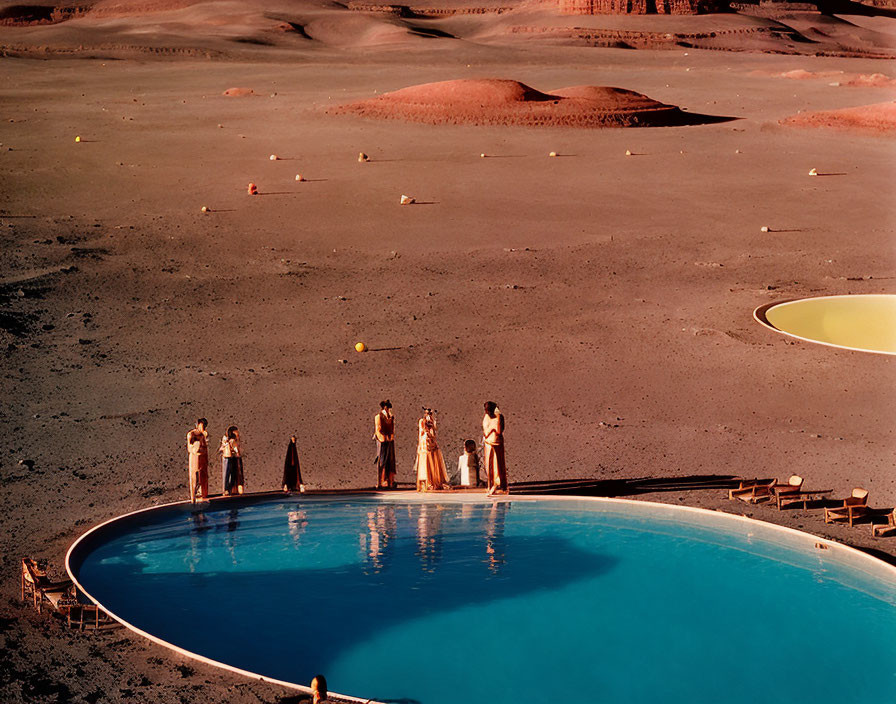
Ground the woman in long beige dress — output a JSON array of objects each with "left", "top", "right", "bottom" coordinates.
[
  {"left": 483, "top": 401, "right": 507, "bottom": 496},
  {"left": 415, "top": 408, "right": 450, "bottom": 492}
]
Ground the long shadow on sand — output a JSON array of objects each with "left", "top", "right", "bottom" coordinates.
[
  {"left": 511, "top": 474, "right": 742, "bottom": 497},
  {"left": 74, "top": 501, "right": 616, "bottom": 701}
]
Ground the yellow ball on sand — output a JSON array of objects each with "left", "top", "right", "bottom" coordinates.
[
  {"left": 75, "top": 136, "right": 81, "bottom": 143},
  {"left": 355, "top": 342, "right": 367, "bottom": 353},
  {"left": 549, "top": 151, "right": 557, "bottom": 157}
]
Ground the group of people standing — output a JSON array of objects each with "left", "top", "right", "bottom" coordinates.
[
  {"left": 186, "top": 419, "right": 249, "bottom": 503},
  {"left": 186, "top": 421, "right": 305, "bottom": 504},
  {"left": 374, "top": 400, "right": 508, "bottom": 496},
  {"left": 186, "top": 400, "right": 507, "bottom": 503}
]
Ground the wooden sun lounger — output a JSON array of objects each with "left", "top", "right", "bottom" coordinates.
[
  {"left": 824, "top": 489, "right": 870, "bottom": 527},
  {"left": 728, "top": 478, "right": 776, "bottom": 502},
  {"left": 871, "top": 509, "right": 896, "bottom": 538},
  {"left": 776, "top": 489, "right": 833, "bottom": 510},
  {"left": 21, "top": 558, "right": 115, "bottom": 630},
  {"left": 21, "top": 558, "right": 72, "bottom": 613}
]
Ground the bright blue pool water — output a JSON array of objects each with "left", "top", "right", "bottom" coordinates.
[{"left": 70, "top": 496, "right": 896, "bottom": 703}]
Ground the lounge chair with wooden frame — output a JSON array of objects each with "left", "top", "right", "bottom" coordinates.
[
  {"left": 824, "top": 489, "right": 870, "bottom": 527},
  {"left": 871, "top": 508, "right": 896, "bottom": 538},
  {"left": 21, "top": 558, "right": 72, "bottom": 614},
  {"left": 21, "top": 558, "right": 115, "bottom": 630},
  {"left": 773, "top": 476, "right": 834, "bottom": 510},
  {"left": 728, "top": 478, "right": 776, "bottom": 503},
  {"left": 768, "top": 475, "right": 803, "bottom": 503}
]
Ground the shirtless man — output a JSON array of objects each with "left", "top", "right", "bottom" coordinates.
[{"left": 186, "top": 418, "right": 209, "bottom": 503}]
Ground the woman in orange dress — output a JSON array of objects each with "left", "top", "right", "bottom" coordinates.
[
  {"left": 483, "top": 401, "right": 507, "bottom": 496},
  {"left": 415, "top": 408, "right": 450, "bottom": 492}
]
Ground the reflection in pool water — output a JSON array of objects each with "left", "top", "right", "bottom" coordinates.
[
  {"left": 757, "top": 294, "right": 896, "bottom": 355},
  {"left": 70, "top": 496, "right": 896, "bottom": 704}
]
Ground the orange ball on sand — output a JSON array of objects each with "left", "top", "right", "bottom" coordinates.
[
  {"left": 247, "top": 183, "right": 258, "bottom": 195},
  {"left": 355, "top": 342, "right": 367, "bottom": 353}
]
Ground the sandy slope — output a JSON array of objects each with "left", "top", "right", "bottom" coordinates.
[{"left": 0, "top": 35, "right": 895, "bottom": 704}]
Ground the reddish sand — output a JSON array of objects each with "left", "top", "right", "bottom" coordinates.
[
  {"left": 773, "top": 69, "right": 896, "bottom": 87},
  {"left": 781, "top": 101, "right": 896, "bottom": 133},
  {"left": 331, "top": 78, "right": 707, "bottom": 127},
  {"left": 0, "top": 5, "right": 895, "bottom": 702}
]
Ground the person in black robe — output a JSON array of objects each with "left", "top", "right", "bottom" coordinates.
[{"left": 282, "top": 435, "right": 304, "bottom": 493}]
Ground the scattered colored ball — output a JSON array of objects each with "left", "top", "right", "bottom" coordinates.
[
  {"left": 75, "top": 136, "right": 81, "bottom": 143},
  {"left": 355, "top": 342, "right": 367, "bottom": 353}
]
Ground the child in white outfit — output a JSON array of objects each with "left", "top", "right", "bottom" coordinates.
[{"left": 457, "top": 439, "right": 483, "bottom": 488}]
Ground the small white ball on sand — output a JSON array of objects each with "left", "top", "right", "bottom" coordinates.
[
  {"left": 625, "top": 149, "right": 632, "bottom": 156},
  {"left": 270, "top": 154, "right": 279, "bottom": 161},
  {"left": 809, "top": 168, "right": 818, "bottom": 176},
  {"left": 295, "top": 174, "right": 305, "bottom": 182},
  {"left": 200, "top": 206, "right": 209, "bottom": 213},
  {"left": 760, "top": 226, "right": 770, "bottom": 233},
  {"left": 549, "top": 151, "right": 557, "bottom": 157}
]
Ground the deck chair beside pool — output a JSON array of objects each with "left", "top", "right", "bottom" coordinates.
[
  {"left": 728, "top": 478, "right": 776, "bottom": 503},
  {"left": 21, "top": 558, "right": 73, "bottom": 613},
  {"left": 824, "top": 489, "right": 870, "bottom": 527},
  {"left": 871, "top": 509, "right": 896, "bottom": 538},
  {"left": 768, "top": 475, "right": 803, "bottom": 503},
  {"left": 21, "top": 557, "right": 115, "bottom": 630},
  {"left": 773, "top": 476, "right": 834, "bottom": 510}
]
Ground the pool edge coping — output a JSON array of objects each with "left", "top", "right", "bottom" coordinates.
[
  {"left": 753, "top": 293, "right": 896, "bottom": 356},
  {"left": 64, "top": 491, "right": 896, "bottom": 704}
]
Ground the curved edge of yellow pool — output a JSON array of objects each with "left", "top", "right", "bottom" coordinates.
[{"left": 754, "top": 294, "right": 896, "bottom": 356}]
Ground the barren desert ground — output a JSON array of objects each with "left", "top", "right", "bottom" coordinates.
[{"left": 1, "top": 1, "right": 895, "bottom": 700}]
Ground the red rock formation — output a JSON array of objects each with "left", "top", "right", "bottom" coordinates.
[{"left": 561, "top": 0, "right": 726, "bottom": 15}]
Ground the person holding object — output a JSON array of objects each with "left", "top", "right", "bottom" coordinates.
[
  {"left": 219, "top": 425, "right": 244, "bottom": 496},
  {"left": 483, "top": 401, "right": 507, "bottom": 496},
  {"left": 186, "top": 418, "right": 209, "bottom": 503},
  {"left": 374, "top": 400, "right": 396, "bottom": 489},
  {"left": 282, "top": 435, "right": 304, "bottom": 493},
  {"left": 415, "top": 408, "right": 450, "bottom": 491}
]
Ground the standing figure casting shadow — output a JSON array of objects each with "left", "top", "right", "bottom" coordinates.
[{"left": 415, "top": 408, "right": 450, "bottom": 492}]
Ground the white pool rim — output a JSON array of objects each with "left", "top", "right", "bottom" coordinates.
[
  {"left": 753, "top": 294, "right": 896, "bottom": 356},
  {"left": 65, "top": 491, "right": 896, "bottom": 704}
]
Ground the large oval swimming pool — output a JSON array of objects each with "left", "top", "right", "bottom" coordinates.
[{"left": 68, "top": 495, "right": 896, "bottom": 703}]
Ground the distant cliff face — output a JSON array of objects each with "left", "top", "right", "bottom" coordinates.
[{"left": 560, "top": 0, "right": 729, "bottom": 14}]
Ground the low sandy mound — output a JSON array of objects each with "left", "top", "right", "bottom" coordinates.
[
  {"left": 773, "top": 70, "right": 896, "bottom": 87},
  {"left": 222, "top": 87, "right": 255, "bottom": 97},
  {"left": 780, "top": 101, "right": 896, "bottom": 133},
  {"left": 330, "top": 78, "right": 716, "bottom": 128}
]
